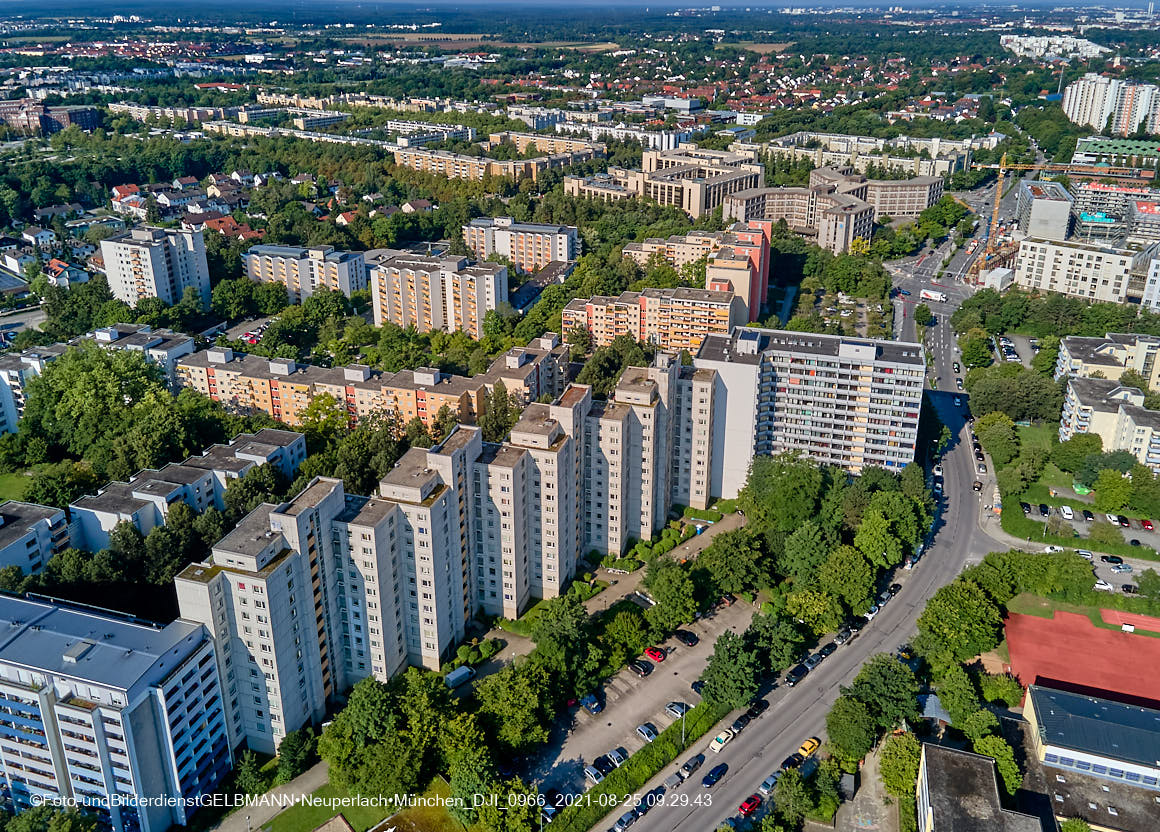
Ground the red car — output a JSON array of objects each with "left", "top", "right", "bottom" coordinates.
[
  {"left": 644, "top": 646, "right": 666, "bottom": 662},
  {"left": 1143, "top": 519, "right": 1155, "bottom": 531},
  {"left": 739, "top": 794, "right": 762, "bottom": 817}
]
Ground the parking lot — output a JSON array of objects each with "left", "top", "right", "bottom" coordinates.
[
  {"left": 994, "top": 333, "right": 1039, "bottom": 368},
  {"left": 528, "top": 598, "right": 756, "bottom": 794}
]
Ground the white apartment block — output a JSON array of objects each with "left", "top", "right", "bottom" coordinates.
[
  {"left": 695, "top": 328, "right": 925, "bottom": 498},
  {"left": 0, "top": 595, "right": 231, "bottom": 832},
  {"left": 0, "top": 501, "right": 69, "bottom": 576},
  {"left": 1055, "top": 332, "right": 1160, "bottom": 388},
  {"left": 242, "top": 245, "right": 368, "bottom": 303},
  {"left": 670, "top": 367, "right": 717, "bottom": 510},
  {"left": 368, "top": 253, "right": 508, "bottom": 339},
  {"left": 463, "top": 217, "right": 579, "bottom": 274},
  {"left": 1013, "top": 238, "right": 1159, "bottom": 304},
  {"left": 1063, "top": 73, "right": 1160, "bottom": 136},
  {"left": 1058, "top": 376, "right": 1160, "bottom": 472},
  {"left": 100, "top": 226, "right": 211, "bottom": 309}
]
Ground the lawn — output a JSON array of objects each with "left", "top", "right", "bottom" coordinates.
[
  {"left": 1006, "top": 593, "right": 1160, "bottom": 639},
  {"left": 0, "top": 471, "right": 29, "bottom": 501},
  {"left": 263, "top": 779, "right": 464, "bottom": 832}
]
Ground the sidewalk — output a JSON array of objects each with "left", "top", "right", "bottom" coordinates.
[{"left": 210, "top": 762, "right": 330, "bottom": 832}]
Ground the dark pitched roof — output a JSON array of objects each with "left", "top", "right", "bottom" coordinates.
[{"left": 1029, "top": 685, "right": 1160, "bottom": 768}]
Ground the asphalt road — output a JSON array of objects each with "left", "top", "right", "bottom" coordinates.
[{"left": 619, "top": 389, "right": 1002, "bottom": 832}]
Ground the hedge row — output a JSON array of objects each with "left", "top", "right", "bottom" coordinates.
[{"left": 549, "top": 700, "right": 731, "bottom": 832}]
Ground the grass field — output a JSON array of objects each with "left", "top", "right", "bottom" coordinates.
[
  {"left": 1006, "top": 592, "right": 1160, "bottom": 638},
  {"left": 0, "top": 472, "right": 29, "bottom": 502},
  {"left": 723, "top": 41, "right": 794, "bottom": 53}
]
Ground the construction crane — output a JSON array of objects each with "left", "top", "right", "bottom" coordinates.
[{"left": 967, "top": 155, "right": 1046, "bottom": 278}]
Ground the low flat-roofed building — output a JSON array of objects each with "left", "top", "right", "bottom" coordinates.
[
  {"left": 1025, "top": 684, "right": 1160, "bottom": 792},
  {"left": 916, "top": 743, "right": 1043, "bottom": 832}
]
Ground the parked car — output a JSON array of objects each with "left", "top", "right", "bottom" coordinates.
[
  {"left": 709, "top": 730, "right": 734, "bottom": 753},
  {"left": 819, "top": 642, "right": 838, "bottom": 658},
  {"left": 1038, "top": 504, "right": 1050, "bottom": 517},
  {"left": 731, "top": 714, "right": 751, "bottom": 734},
  {"left": 953, "top": 362, "right": 960, "bottom": 373},
  {"left": 1094, "top": 579, "right": 1114, "bottom": 592},
  {"left": 834, "top": 628, "right": 853, "bottom": 645},
  {"left": 1021, "top": 502, "right": 1032, "bottom": 515},
  {"left": 746, "top": 698, "right": 770, "bottom": 719},
  {"left": 739, "top": 795, "right": 763, "bottom": 818},
  {"left": 1118, "top": 515, "right": 1131, "bottom": 527},
  {"left": 691, "top": 679, "right": 706, "bottom": 696},
  {"left": 803, "top": 653, "right": 822, "bottom": 669},
  {"left": 1130, "top": 538, "right": 1142, "bottom": 547},
  {"left": 785, "top": 664, "right": 809, "bottom": 687},
  {"left": 630, "top": 659, "right": 653, "bottom": 678},
  {"left": 674, "top": 629, "right": 699, "bottom": 647},
  {"left": 956, "top": 378, "right": 964, "bottom": 390},
  {"left": 759, "top": 771, "right": 782, "bottom": 795},
  {"left": 584, "top": 765, "right": 604, "bottom": 785},
  {"left": 954, "top": 396, "right": 963, "bottom": 407},
  {"left": 977, "top": 463, "right": 988, "bottom": 474},
  {"left": 593, "top": 755, "right": 616, "bottom": 776},
  {"left": 1077, "top": 549, "right": 1094, "bottom": 560},
  {"left": 612, "top": 808, "right": 637, "bottom": 831},
  {"left": 636, "top": 723, "right": 658, "bottom": 743},
  {"left": 644, "top": 646, "right": 666, "bottom": 663},
  {"left": 1082, "top": 510, "right": 1095, "bottom": 522},
  {"left": 1111, "top": 563, "right": 1133, "bottom": 574},
  {"left": 665, "top": 701, "right": 691, "bottom": 719},
  {"left": 1123, "top": 584, "right": 1139, "bottom": 594},
  {"left": 580, "top": 693, "right": 603, "bottom": 715},
  {"left": 864, "top": 604, "right": 880, "bottom": 620},
  {"left": 608, "top": 747, "right": 628, "bottom": 768},
  {"left": 933, "top": 464, "right": 944, "bottom": 477},
  {"left": 680, "top": 754, "right": 704, "bottom": 778},
  {"left": 1101, "top": 555, "right": 1124, "bottom": 564},
  {"left": 1044, "top": 545, "right": 1064, "bottom": 553},
  {"left": 781, "top": 753, "right": 805, "bottom": 769},
  {"left": 1060, "top": 505, "right": 1074, "bottom": 520},
  {"left": 878, "top": 589, "right": 893, "bottom": 606},
  {"left": 702, "top": 763, "right": 728, "bottom": 788},
  {"left": 1106, "top": 513, "right": 1120, "bottom": 524},
  {"left": 798, "top": 737, "right": 821, "bottom": 758},
  {"left": 973, "top": 481, "right": 983, "bottom": 492},
  {"left": 1144, "top": 520, "right": 1155, "bottom": 531}
]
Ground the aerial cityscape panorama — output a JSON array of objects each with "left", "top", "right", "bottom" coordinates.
[{"left": 0, "top": 2, "right": 1158, "bottom": 832}]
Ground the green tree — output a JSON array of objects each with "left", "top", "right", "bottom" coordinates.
[
  {"left": 299, "top": 392, "right": 348, "bottom": 451},
  {"left": 1093, "top": 468, "right": 1132, "bottom": 512},
  {"left": 773, "top": 767, "right": 814, "bottom": 826},
  {"left": 973, "top": 735, "right": 1023, "bottom": 795},
  {"left": 960, "top": 709, "right": 1000, "bottom": 742},
  {"left": 701, "top": 630, "right": 761, "bottom": 709},
  {"left": 4, "top": 807, "right": 99, "bottom": 832},
  {"left": 975, "top": 412, "right": 1020, "bottom": 466},
  {"left": 779, "top": 521, "right": 830, "bottom": 586},
  {"left": 935, "top": 664, "right": 981, "bottom": 726},
  {"left": 1059, "top": 820, "right": 1092, "bottom": 832},
  {"left": 475, "top": 659, "right": 556, "bottom": 754},
  {"left": 878, "top": 731, "right": 921, "bottom": 797},
  {"left": 1052, "top": 433, "right": 1103, "bottom": 472},
  {"left": 826, "top": 695, "right": 878, "bottom": 762},
  {"left": 915, "top": 580, "right": 1003, "bottom": 670},
  {"left": 275, "top": 727, "right": 316, "bottom": 785},
  {"left": 819, "top": 544, "right": 875, "bottom": 614},
  {"left": 979, "top": 673, "right": 1025, "bottom": 707},
  {"left": 738, "top": 453, "right": 826, "bottom": 534},
  {"left": 785, "top": 589, "right": 845, "bottom": 636},
  {"left": 644, "top": 560, "right": 698, "bottom": 635},
  {"left": 854, "top": 509, "right": 902, "bottom": 569},
  {"left": 746, "top": 613, "right": 806, "bottom": 674},
  {"left": 235, "top": 750, "right": 267, "bottom": 795},
  {"left": 478, "top": 380, "right": 517, "bottom": 443},
  {"left": 913, "top": 303, "right": 934, "bottom": 326},
  {"left": 847, "top": 654, "right": 920, "bottom": 730},
  {"left": 696, "top": 529, "right": 766, "bottom": 595}
]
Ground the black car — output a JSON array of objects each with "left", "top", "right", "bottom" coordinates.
[
  {"left": 1021, "top": 502, "right": 1032, "bottom": 515},
  {"left": 1130, "top": 539, "right": 1141, "bottom": 547},
  {"left": 630, "top": 659, "right": 653, "bottom": 678},
  {"left": 1123, "top": 584, "right": 1139, "bottom": 594},
  {"left": 1082, "top": 510, "right": 1095, "bottom": 522},
  {"left": 593, "top": 755, "right": 615, "bottom": 776},
  {"left": 691, "top": 679, "right": 706, "bottom": 696},
  {"left": 731, "top": 714, "right": 751, "bottom": 734},
  {"left": 834, "top": 628, "right": 852, "bottom": 645},
  {"left": 746, "top": 698, "right": 770, "bottom": 719},
  {"left": 973, "top": 480, "right": 983, "bottom": 492},
  {"left": 781, "top": 753, "right": 804, "bottom": 770},
  {"left": 702, "top": 763, "right": 728, "bottom": 788},
  {"left": 819, "top": 642, "right": 837, "bottom": 658},
  {"left": 953, "top": 362, "right": 960, "bottom": 373},
  {"left": 848, "top": 619, "right": 865, "bottom": 635},
  {"left": 1118, "top": 515, "right": 1131, "bottom": 527},
  {"left": 975, "top": 452, "right": 985, "bottom": 462},
  {"left": 889, "top": 583, "right": 902, "bottom": 596},
  {"left": 785, "top": 665, "right": 809, "bottom": 687},
  {"left": 1101, "top": 555, "right": 1125, "bottom": 564},
  {"left": 1038, "top": 504, "right": 1050, "bottom": 517},
  {"left": 674, "top": 629, "right": 699, "bottom": 647}
]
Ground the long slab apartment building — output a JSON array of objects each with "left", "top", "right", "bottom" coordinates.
[
  {"left": 462, "top": 216, "right": 579, "bottom": 274},
  {"left": 241, "top": 244, "right": 368, "bottom": 303},
  {"left": 171, "top": 326, "right": 924, "bottom": 760}
]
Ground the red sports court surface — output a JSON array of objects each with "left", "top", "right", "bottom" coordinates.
[{"left": 1005, "top": 610, "right": 1160, "bottom": 709}]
